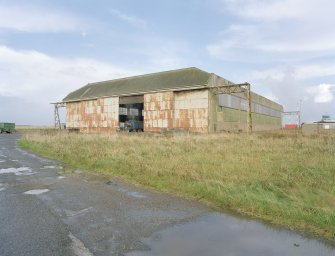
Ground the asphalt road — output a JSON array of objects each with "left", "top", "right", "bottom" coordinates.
[{"left": 0, "top": 134, "right": 334, "bottom": 256}]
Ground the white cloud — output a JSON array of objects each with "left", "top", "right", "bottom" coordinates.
[
  {"left": 0, "top": 45, "right": 141, "bottom": 124},
  {"left": 246, "top": 66, "right": 335, "bottom": 121},
  {"left": 0, "top": 5, "right": 83, "bottom": 32},
  {"left": 307, "top": 84, "right": 335, "bottom": 103},
  {"left": 220, "top": 0, "right": 323, "bottom": 21},
  {"left": 250, "top": 63, "right": 335, "bottom": 81},
  {"left": 120, "top": 36, "right": 189, "bottom": 72},
  {"left": 207, "top": 23, "right": 335, "bottom": 59},
  {"left": 209, "top": 0, "right": 335, "bottom": 60},
  {"left": 109, "top": 9, "right": 147, "bottom": 29},
  {"left": 295, "top": 65, "right": 335, "bottom": 80},
  {"left": 0, "top": 44, "right": 189, "bottom": 124},
  {"left": 0, "top": 41, "right": 190, "bottom": 124},
  {"left": 0, "top": 45, "right": 138, "bottom": 103}
]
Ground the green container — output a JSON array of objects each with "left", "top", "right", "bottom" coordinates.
[{"left": 0, "top": 123, "right": 15, "bottom": 133}]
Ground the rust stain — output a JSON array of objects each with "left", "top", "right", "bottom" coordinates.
[
  {"left": 174, "top": 90, "right": 208, "bottom": 133},
  {"left": 66, "top": 97, "right": 119, "bottom": 132},
  {"left": 143, "top": 90, "right": 209, "bottom": 133},
  {"left": 67, "top": 89, "right": 210, "bottom": 133},
  {"left": 144, "top": 92, "right": 174, "bottom": 132}
]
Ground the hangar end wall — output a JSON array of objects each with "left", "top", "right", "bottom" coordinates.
[{"left": 209, "top": 90, "right": 283, "bottom": 132}]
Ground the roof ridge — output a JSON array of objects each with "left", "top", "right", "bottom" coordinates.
[{"left": 88, "top": 67, "right": 207, "bottom": 86}]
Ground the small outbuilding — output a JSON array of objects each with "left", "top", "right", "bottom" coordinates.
[
  {"left": 61, "top": 67, "right": 283, "bottom": 133},
  {"left": 302, "top": 115, "right": 335, "bottom": 135}
]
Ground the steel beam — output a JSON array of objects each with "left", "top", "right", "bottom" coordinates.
[
  {"left": 282, "top": 111, "right": 301, "bottom": 128},
  {"left": 212, "top": 82, "right": 252, "bottom": 133}
]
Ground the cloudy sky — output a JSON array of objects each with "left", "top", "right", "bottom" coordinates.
[{"left": 0, "top": 0, "right": 334, "bottom": 125}]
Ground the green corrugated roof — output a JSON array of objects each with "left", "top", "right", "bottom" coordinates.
[{"left": 63, "top": 67, "right": 211, "bottom": 102}]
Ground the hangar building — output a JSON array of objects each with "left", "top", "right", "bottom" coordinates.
[{"left": 62, "top": 67, "right": 283, "bottom": 133}]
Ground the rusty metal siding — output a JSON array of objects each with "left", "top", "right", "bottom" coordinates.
[
  {"left": 143, "top": 90, "right": 209, "bottom": 133},
  {"left": 174, "top": 90, "right": 209, "bottom": 133},
  {"left": 143, "top": 92, "right": 174, "bottom": 132},
  {"left": 66, "top": 97, "right": 119, "bottom": 132}
]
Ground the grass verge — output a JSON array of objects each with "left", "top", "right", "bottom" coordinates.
[{"left": 18, "top": 131, "right": 335, "bottom": 240}]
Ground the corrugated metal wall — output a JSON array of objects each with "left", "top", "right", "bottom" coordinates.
[
  {"left": 209, "top": 89, "right": 283, "bottom": 132},
  {"left": 65, "top": 88, "right": 283, "bottom": 133},
  {"left": 174, "top": 90, "right": 209, "bottom": 132},
  {"left": 143, "top": 90, "right": 209, "bottom": 133},
  {"left": 143, "top": 92, "right": 174, "bottom": 132},
  {"left": 66, "top": 97, "right": 119, "bottom": 132}
]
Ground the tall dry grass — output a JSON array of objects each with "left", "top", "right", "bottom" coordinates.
[{"left": 19, "top": 131, "right": 335, "bottom": 240}]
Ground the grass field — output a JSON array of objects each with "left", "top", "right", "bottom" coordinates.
[{"left": 18, "top": 130, "right": 335, "bottom": 240}]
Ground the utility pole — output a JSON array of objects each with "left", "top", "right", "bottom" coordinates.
[{"left": 298, "top": 99, "right": 302, "bottom": 128}]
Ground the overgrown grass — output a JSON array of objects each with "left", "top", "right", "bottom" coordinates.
[{"left": 18, "top": 131, "right": 335, "bottom": 240}]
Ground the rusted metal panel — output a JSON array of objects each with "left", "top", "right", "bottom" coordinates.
[
  {"left": 143, "top": 92, "right": 174, "bottom": 132},
  {"left": 144, "top": 90, "right": 209, "bottom": 133},
  {"left": 174, "top": 90, "right": 209, "bottom": 133},
  {"left": 66, "top": 97, "right": 119, "bottom": 132}
]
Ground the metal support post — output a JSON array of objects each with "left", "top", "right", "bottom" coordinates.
[
  {"left": 244, "top": 83, "right": 252, "bottom": 133},
  {"left": 52, "top": 102, "right": 66, "bottom": 129}
]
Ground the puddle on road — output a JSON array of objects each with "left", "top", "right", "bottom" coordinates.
[
  {"left": 0, "top": 167, "right": 35, "bottom": 176},
  {"left": 41, "top": 165, "right": 57, "bottom": 169},
  {"left": 41, "top": 165, "right": 63, "bottom": 170},
  {"left": 0, "top": 183, "right": 8, "bottom": 192},
  {"left": 126, "top": 213, "right": 334, "bottom": 256},
  {"left": 127, "top": 191, "right": 146, "bottom": 198},
  {"left": 23, "top": 189, "right": 50, "bottom": 195},
  {"left": 118, "top": 187, "right": 146, "bottom": 199}
]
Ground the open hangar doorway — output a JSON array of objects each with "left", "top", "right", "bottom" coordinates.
[{"left": 119, "top": 95, "right": 144, "bottom": 132}]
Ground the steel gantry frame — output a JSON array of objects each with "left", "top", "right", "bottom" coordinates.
[
  {"left": 212, "top": 82, "right": 252, "bottom": 133},
  {"left": 51, "top": 102, "right": 66, "bottom": 129},
  {"left": 282, "top": 111, "right": 301, "bottom": 128}
]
